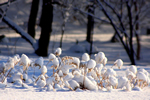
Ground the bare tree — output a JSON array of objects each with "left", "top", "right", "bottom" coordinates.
[{"left": 95, "top": 0, "right": 138, "bottom": 64}]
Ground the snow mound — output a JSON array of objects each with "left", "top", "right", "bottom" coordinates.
[{"left": 69, "top": 41, "right": 99, "bottom": 53}]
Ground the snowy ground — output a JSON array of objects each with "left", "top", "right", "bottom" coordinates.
[
  {"left": 0, "top": 55, "right": 150, "bottom": 100},
  {"left": 0, "top": 0, "right": 150, "bottom": 99}
]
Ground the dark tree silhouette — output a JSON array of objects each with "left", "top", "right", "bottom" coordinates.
[
  {"left": 28, "top": 0, "right": 39, "bottom": 38},
  {"left": 28, "top": 0, "right": 53, "bottom": 57},
  {"left": 86, "top": 4, "right": 95, "bottom": 55}
]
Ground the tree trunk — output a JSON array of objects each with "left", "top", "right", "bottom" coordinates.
[
  {"left": 110, "top": 32, "right": 119, "bottom": 42},
  {"left": 126, "top": 0, "right": 136, "bottom": 65},
  {"left": 28, "top": 0, "right": 39, "bottom": 38},
  {"left": 60, "top": 10, "right": 66, "bottom": 48},
  {"left": 35, "top": 0, "right": 53, "bottom": 57},
  {"left": 147, "top": 28, "right": 150, "bottom": 35},
  {"left": 134, "top": 1, "right": 140, "bottom": 60},
  {"left": 86, "top": 4, "right": 95, "bottom": 55},
  {"left": 135, "top": 33, "right": 140, "bottom": 60}
]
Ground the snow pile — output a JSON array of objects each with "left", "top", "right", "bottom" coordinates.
[{"left": 69, "top": 41, "right": 99, "bottom": 53}]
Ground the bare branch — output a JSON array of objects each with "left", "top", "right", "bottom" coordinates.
[
  {"left": 0, "top": 0, "right": 11, "bottom": 23},
  {"left": 74, "top": 7, "right": 110, "bottom": 24},
  {"left": 0, "top": 0, "right": 17, "bottom": 7},
  {"left": 103, "top": 0, "right": 129, "bottom": 37},
  {"left": 96, "top": 0, "right": 130, "bottom": 53}
]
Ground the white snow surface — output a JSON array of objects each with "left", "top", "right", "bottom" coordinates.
[
  {"left": 0, "top": 56, "right": 149, "bottom": 100},
  {"left": 0, "top": 1, "right": 150, "bottom": 99}
]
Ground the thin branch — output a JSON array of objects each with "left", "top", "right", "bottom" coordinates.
[
  {"left": 52, "top": 0, "right": 110, "bottom": 24},
  {"left": 59, "top": 1, "right": 73, "bottom": 48},
  {"left": 96, "top": 0, "right": 131, "bottom": 59},
  {"left": 52, "top": 1, "right": 67, "bottom": 8},
  {"left": 103, "top": 0, "right": 129, "bottom": 37},
  {"left": 74, "top": 7, "right": 110, "bottom": 24},
  {"left": 0, "top": 0, "right": 11, "bottom": 23},
  {"left": 0, "top": 0, "right": 17, "bottom": 7}
]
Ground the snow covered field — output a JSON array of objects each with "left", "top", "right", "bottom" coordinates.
[
  {"left": 0, "top": 0, "right": 150, "bottom": 99},
  {"left": 0, "top": 28, "right": 150, "bottom": 100},
  {"left": 0, "top": 21, "right": 150, "bottom": 100},
  {"left": 0, "top": 17, "right": 150, "bottom": 100},
  {"left": 0, "top": 52, "right": 149, "bottom": 100}
]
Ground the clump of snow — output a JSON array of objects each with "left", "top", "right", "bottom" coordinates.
[
  {"left": 129, "top": 65, "right": 137, "bottom": 74},
  {"left": 113, "top": 59, "right": 123, "bottom": 69},
  {"left": 68, "top": 80, "right": 80, "bottom": 90},
  {"left": 52, "top": 58, "right": 59, "bottom": 69},
  {"left": 41, "top": 65, "right": 47, "bottom": 75},
  {"left": 19, "top": 54, "right": 30, "bottom": 71},
  {"left": 34, "top": 57, "right": 44, "bottom": 68},
  {"left": 48, "top": 53, "right": 56, "bottom": 61},
  {"left": 87, "top": 59, "right": 96, "bottom": 69},
  {"left": 54, "top": 47, "right": 62, "bottom": 56},
  {"left": 81, "top": 53, "right": 90, "bottom": 61},
  {"left": 95, "top": 52, "right": 105, "bottom": 64}
]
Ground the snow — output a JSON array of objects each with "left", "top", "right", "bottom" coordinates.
[
  {"left": 82, "top": 53, "right": 90, "bottom": 61},
  {"left": 34, "top": 57, "right": 44, "bottom": 68},
  {"left": 48, "top": 53, "right": 56, "bottom": 61},
  {"left": 0, "top": 56, "right": 150, "bottom": 100},
  {"left": 0, "top": 1, "right": 150, "bottom": 99},
  {"left": 0, "top": 55, "right": 149, "bottom": 100},
  {"left": 54, "top": 47, "right": 62, "bottom": 56},
  {"left": 0, "top": 86, "right": 150, "bottom": 100},
  {"left": 0, "top": 37, "right": 150, "bottom": 100},
  {"left": 114, "top": 59, "right": 123, "bottom": 69}
]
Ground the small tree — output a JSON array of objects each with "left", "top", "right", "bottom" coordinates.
[{"left": 86, "top": 3, "right": 95, "bottom": 55}]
